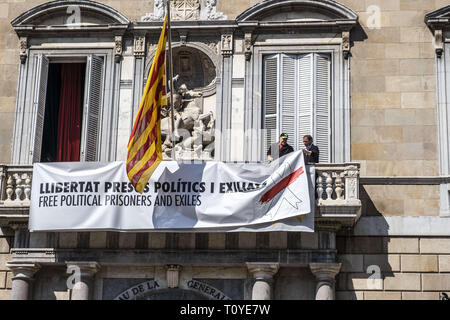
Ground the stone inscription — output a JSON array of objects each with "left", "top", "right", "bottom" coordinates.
[
  {"left": 186, "top": 279, "right": 231, "bottom": 300},
  {"left": 114, "top": 280, "right": 160, "bottom": 300}
]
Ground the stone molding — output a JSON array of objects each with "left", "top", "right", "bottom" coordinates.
[
  {"left": 246, "top": 262, "right": 280, "bottom": 280},
  {"left": 11, "top": 0, "right": 130, "bottom": 26},
  {"left": 65, "top": 261, "right": 101, "bottom": 277},
  {"left": 309, "top": 262, "right": 341, "bottom": 282},
  {"left": 237, "top": 0, "right": 357, "bottom": 22},
  {"left": 360, "top": 176, "right": 450, "bottom": 185},
  {"left": 6, "top": 262, "right": 41, "bottom": 280},
  {"left": 10, "top": 248, "right": 335, "bottom": 267}
]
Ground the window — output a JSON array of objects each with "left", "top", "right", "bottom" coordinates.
[
  {"left": 32, "top": 54, "right": 104, "bottom": 163},
  {"left": 263, "top": 53, "right": 331, "bottom": 163}
]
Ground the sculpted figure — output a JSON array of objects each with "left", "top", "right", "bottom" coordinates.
[{"left": 161, "top": 77, "right": 215, "bottom": 159}]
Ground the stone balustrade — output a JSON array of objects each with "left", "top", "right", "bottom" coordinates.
[
  {"left": 314, "top": 163, "right": 360, "bottom": 204},
  {"left": 0, "top": 165, "right": 33, "bottom": 206},
  {"left": 314, "top": 163, "right": 362, "bottom": 227}
]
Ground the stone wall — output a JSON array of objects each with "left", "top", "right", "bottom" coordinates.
[
  {"left": 0, "top": 231, "right": 12, "bottom": 300},
  {"left": 336, "top": 236, "right": 450, "bottom": 300}
]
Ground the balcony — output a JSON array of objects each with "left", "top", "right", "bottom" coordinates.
[{"left": 0, "top": 163, "right": 361, "bottom": 229}]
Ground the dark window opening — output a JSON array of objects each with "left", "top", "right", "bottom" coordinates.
[{"left": 41, "top": 63, "right": 86, "bottom": 162}]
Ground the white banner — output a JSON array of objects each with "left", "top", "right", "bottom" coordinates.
[{"left": 29, "top": 151, "right": 314, "bottom": 232}]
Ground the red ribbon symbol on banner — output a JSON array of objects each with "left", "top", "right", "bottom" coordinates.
[{"left": 259, "top": 166, "right": 305, "bottom": 203}]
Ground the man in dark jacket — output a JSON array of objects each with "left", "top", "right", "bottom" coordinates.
[
  {"left": 302, "top": 135, "right": 319, "bottom": 163},
  {"left": 267, "top": 133, "right": 294, "bottom": 161}
]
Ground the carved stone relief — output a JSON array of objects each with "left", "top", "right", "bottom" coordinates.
[
  {"left": 142, "top": 0, "right": 227, "bottom": 21},
  {"left": 154, "top": 47, "right": 217, "bottom": 160},
  {"left": 134, "top": 36, "right": 146, "bottom": 57}
]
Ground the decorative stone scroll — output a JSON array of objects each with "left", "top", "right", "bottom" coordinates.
[
  {"left": 244, "top": 32, "right": 253, "bottom": 61},
  {"left": 114, "top": 36, "right": 123, "bottom": 63},
  {"left": 342, "top": 31, "right": 350, "bottom": 59},
  {"left": 435, "top": 29, "right": 444, "bottom": 58},
  {"left": 19, "top": 37, "right": 28, "bottom": 64}
]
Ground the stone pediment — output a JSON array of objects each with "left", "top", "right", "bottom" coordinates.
[
  {"left": 11, "top": 0, "right": 130, "bottom": 31},
  {"left": 425, "top": 5, "right": 450, "bottom": 30},
  {"left": 236, "top": 0, "right": 358, "bottom": 23}
]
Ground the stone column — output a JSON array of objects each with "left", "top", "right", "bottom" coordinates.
[
  {"left": 309, "top": 263, "right": 341, "bottom": 300},
  {"left": 7, "top": 263, "right": 40, "bottom": 300},
  {"left": 246, "top": 263, "right": 279, "bottom": 300},
  {"left": 66, "top": 262, "right": 100, "bottom": 300}
]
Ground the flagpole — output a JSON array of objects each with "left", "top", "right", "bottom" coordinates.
[{"left": 166, "top": 0, "right": 177, "bottom": 161}]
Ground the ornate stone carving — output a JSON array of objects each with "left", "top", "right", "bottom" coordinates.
[
  {"left": 179, "top": 31, "right": 188, "bottom": 45},
  {"left": 19, "top": 37, "right": 28, "bottom": 64},
  {"left": 114, "top": 36, "right": 123, "bottom": 63},
  {"left": 342, "top": 31, "right": 350, "bottom": 59},
  {"left": 166, "top": 265, "right": 181, "bottom": 288},
  {"left": 161, "top": 82, "right": 215, "bottom": 160},
  {"left": 142, "top": 0, "right": 227, "bottom": 21},
  {"left": 172, "top": 0, "right": 200, "bottom": 21},
  {"left": 205, "top": 40, "right": 219, "bottom": 55},
  {"left": 202, "top": 0, "right": 227, "bottom": 20},
  {"left": 134, "top": 36, "right": 146, "bottom": 57},
  {"left": 244, "top": 32, "right": 253, "bottom": 61},
  {"left": 435, "top": 29, "right": 444, "bottom": 58},
  {"left": 221, "top": 34, "right": 233, "bottom": 55},
  {"left": 142, "top": 0, "right": 166, "bottom": 21}
]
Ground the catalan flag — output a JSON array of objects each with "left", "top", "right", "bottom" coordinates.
[{"left": 127, "top": 16, "right": 167, "bottom": 193}]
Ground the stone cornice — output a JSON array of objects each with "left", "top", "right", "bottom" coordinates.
[
  {"left": 425, "top": 5, "right": 450, "bottom": 30},
  {"left": 360, "top": 176, "right": 450, "bottom": 185},
  {"left": 10, "top": 248, "right": 336, "bottom": 268}
]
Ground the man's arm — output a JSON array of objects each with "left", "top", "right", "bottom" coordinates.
[
  {"left": 267, "top": 145, "right": 273, "bottom": 161},
  {"left": 311, "top": 145, "right": 319, "bottom": 163}
]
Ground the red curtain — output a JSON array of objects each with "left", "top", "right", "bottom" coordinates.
[{"left": 56, "top": 64, "right": 84, "bottom": 162}]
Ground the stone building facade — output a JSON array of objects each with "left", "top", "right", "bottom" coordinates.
[{"left": 0, "top": 0, "right": 449, "bottom": 300}]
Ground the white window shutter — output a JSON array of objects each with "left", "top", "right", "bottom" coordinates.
[
  {"left": 32, "top": 54, "right": 49, "bottom": 163},
  {"left": 314, "top": 53, "right": 331, "bottom": 163},
  {"left": 297, "top": 54, "right": 313, "bottom": 151},
  {"left": 263, "top": 54, "right": 279, "bottom": 156},
  {"left": 81, "top": 55, "right": 104, "bottom": 162},
  {"left": 280, "top": 54, "right": 297, "bottom": 149}
]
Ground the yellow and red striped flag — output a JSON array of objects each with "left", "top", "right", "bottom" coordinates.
[{"left": 127, "top": 16, "right": 168, "bottom": 193}]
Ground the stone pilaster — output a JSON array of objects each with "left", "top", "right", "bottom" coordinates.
[
  {"left": 66, "top": 262, "right": 100, "bottom": 300},
  {"left": 246, "top": 262, "right": 279, "bottom": 300},
  {"left": 7, "top": 262, "right": 40, "bottom": 300},
  {"left": 309, "top": 263, "right": 341, "bottom": 300}
]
